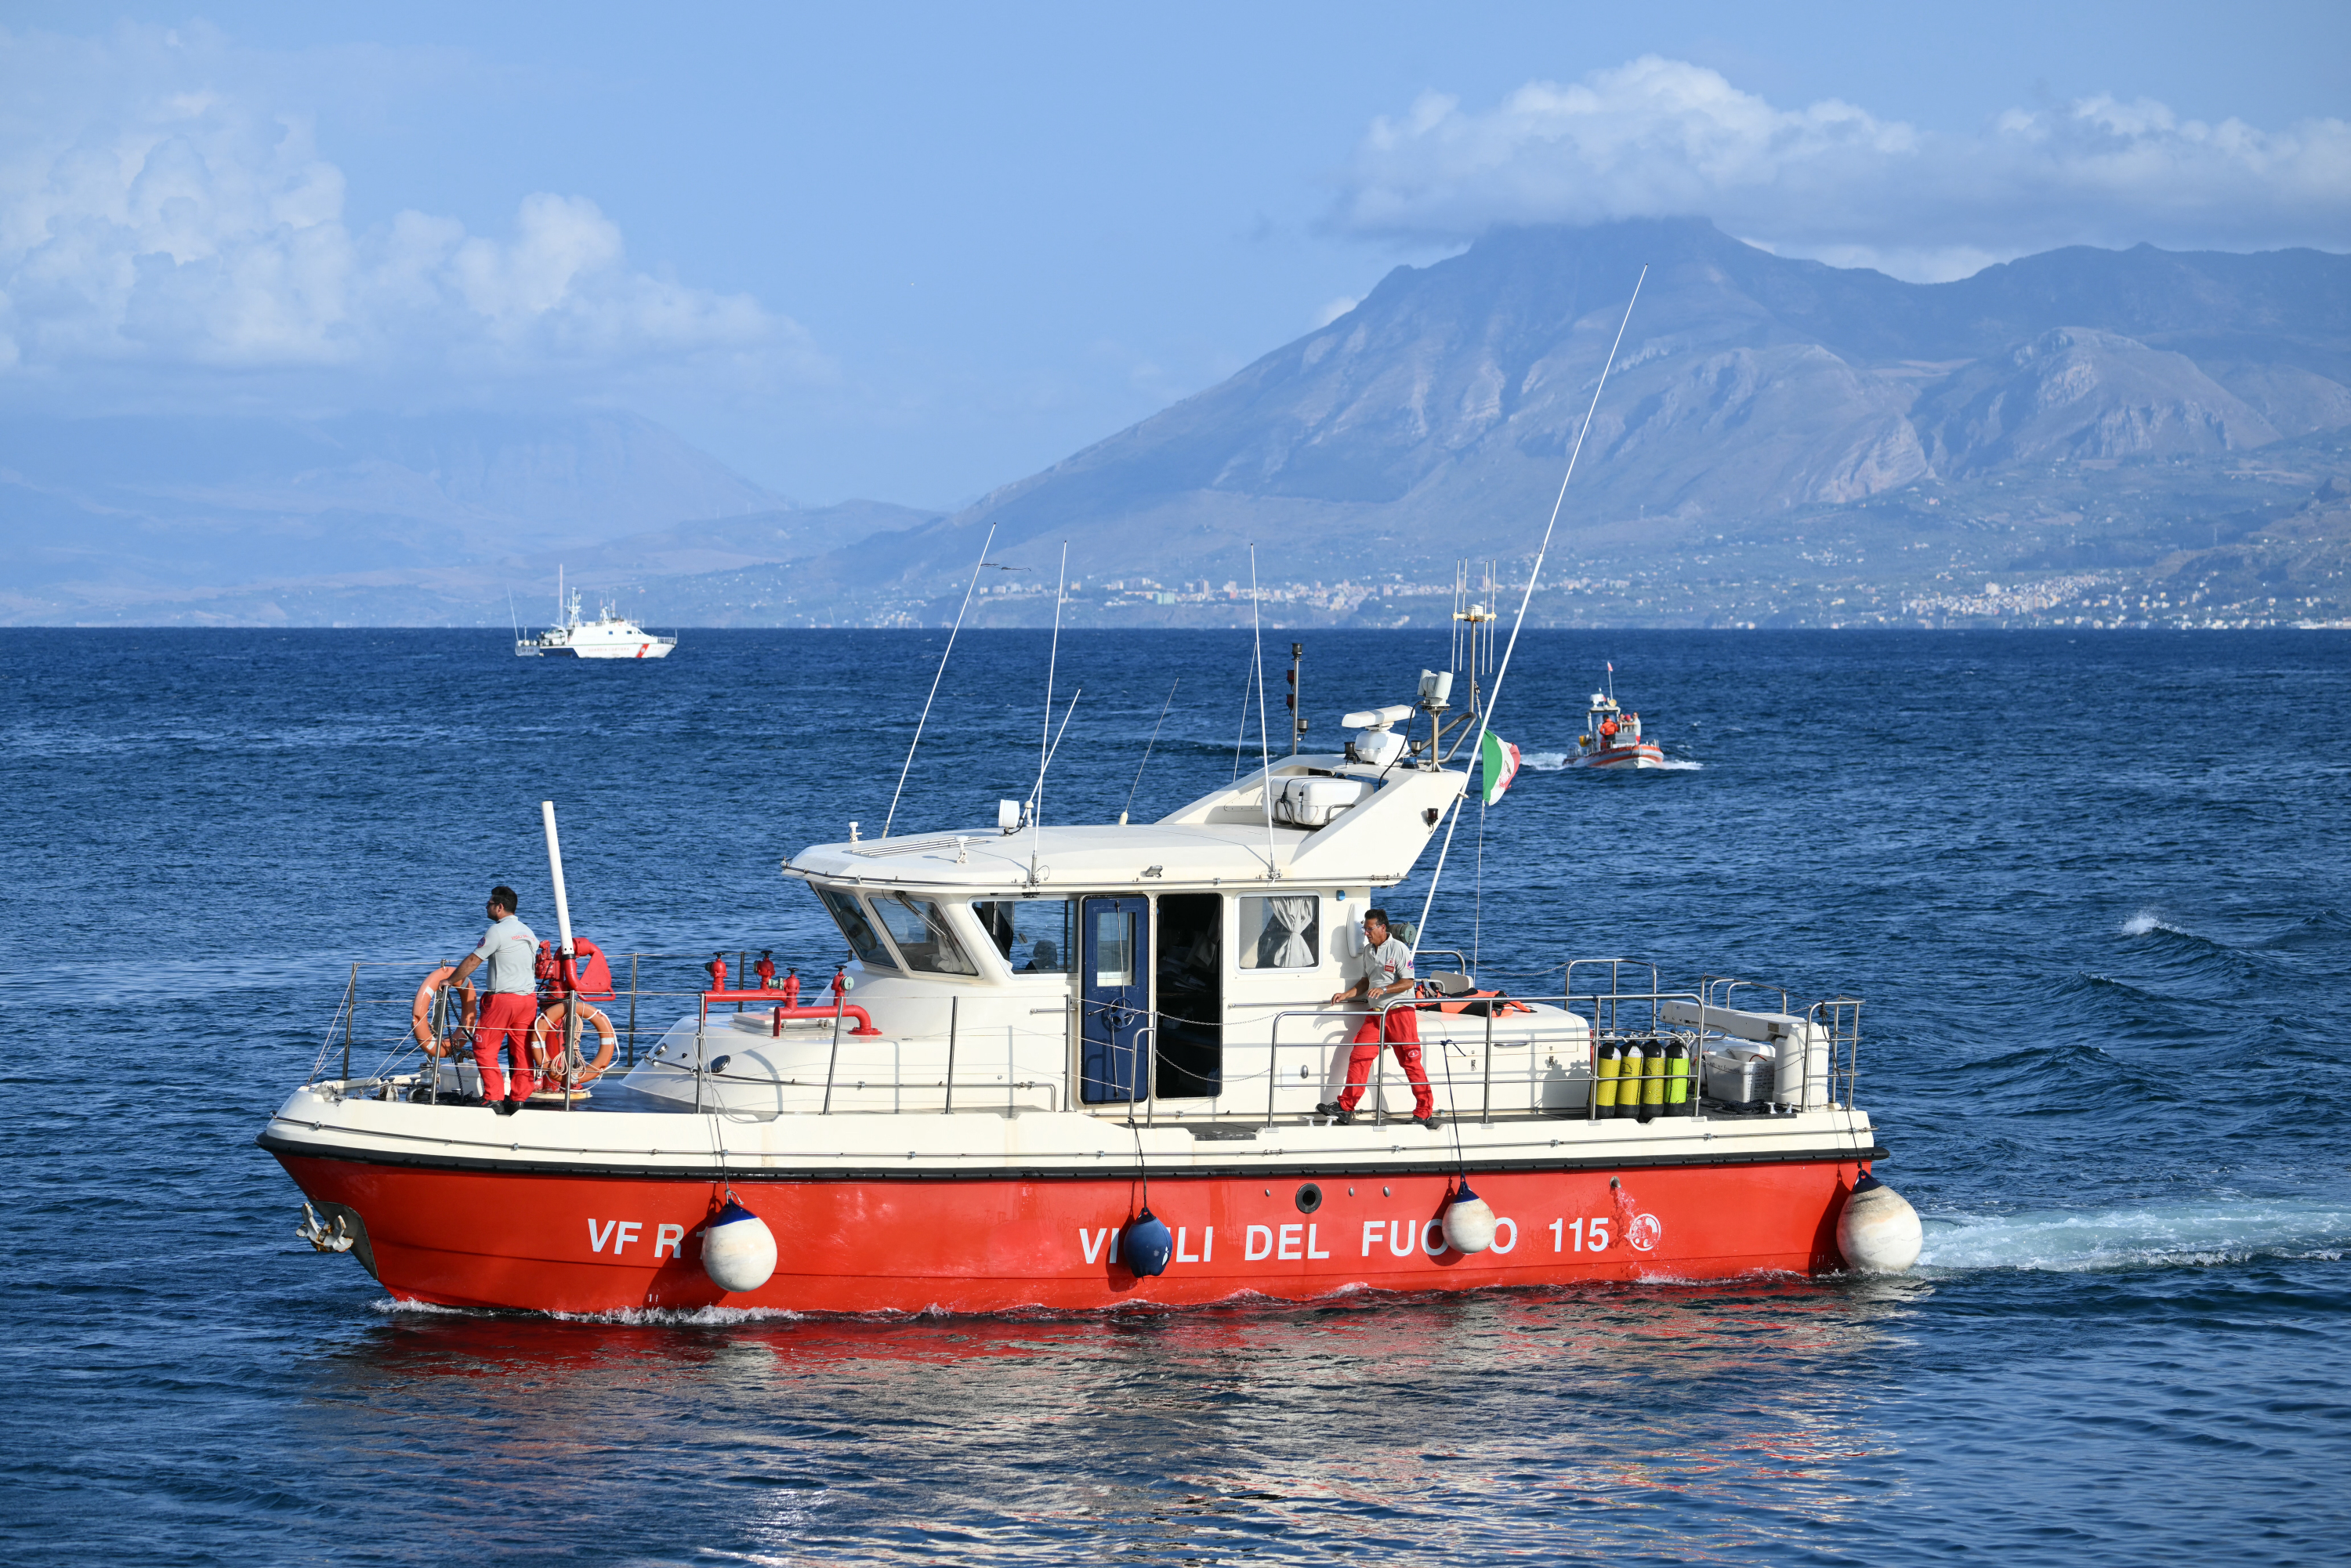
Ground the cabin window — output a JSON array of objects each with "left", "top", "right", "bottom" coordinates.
[
  {"left": 1238, "top": 894, "right": 1320, "bottom": 969},
  {"left": 974, "top": 899, "right": 1072, "bottom": 974},
  {"left": 1092, "top": 909, "right": 1136, "bottom": 985},
  {"left": 817, "top": 888, "right": 896, "bottom": 972},
  {"left": 868, "top": 893, "right": 980, "bottom": 976},
  {"left": 1154, "top": 893, "right": 1223, "bottom": 1096}
]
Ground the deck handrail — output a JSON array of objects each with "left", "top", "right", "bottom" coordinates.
[{"left": 313, "top": 954, "right": 1863, "bottom": 1121}]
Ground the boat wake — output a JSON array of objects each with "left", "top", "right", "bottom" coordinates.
[
  {"left": 373, "top": 1297, "right": 809, "bottom": 1325},
  {"left": 552, "top": 1303, "right": 810, "bottom": 1326},
  {"left": 1523, "top": 751, "right": 1703, "bottom": 773},
  {"left": 1917, "top": 1199, "right": 2351, "bottom": 1274}
]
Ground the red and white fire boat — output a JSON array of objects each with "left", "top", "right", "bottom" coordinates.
[
  {"left": 1570, "top": 677, "right": 1666, "bottom": 770},
  {"left": 263, "top": 683, "right": 1918, "bottom": 1316}
]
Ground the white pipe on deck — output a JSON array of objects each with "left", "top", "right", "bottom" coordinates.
[{"left": 542, "top": 799, "right": 574, "bottom": 954}]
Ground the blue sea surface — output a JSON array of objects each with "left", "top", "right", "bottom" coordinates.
[{"left": 3, "top": 627, "right": 2348, "bottom": 1566}]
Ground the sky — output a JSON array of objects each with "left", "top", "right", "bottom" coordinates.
[{"left": 2, "top": 2, "right": 2346, "bottom": 510}]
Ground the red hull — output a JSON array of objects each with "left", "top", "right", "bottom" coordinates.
[{"left": 275, "top": 1151, "right": 1861, "bottom": 1314}]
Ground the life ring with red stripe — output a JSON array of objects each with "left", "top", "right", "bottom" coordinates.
[
  {"left": 411, "top": 967, "right": 476, "bottom": 1056},
  {"left": 531, "top": 1000, "right": 619, "bottom": 1087}
]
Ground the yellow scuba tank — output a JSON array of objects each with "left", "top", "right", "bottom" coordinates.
[
  {"left": 1665, "top": 1036, "right": 1694, "bottom": 1116},
  {"left": 1595, "top": 1040, "right": 1623, "bottom": 1116},
  {"left": 1639, "top": 1034, "right": 1665, "bottom": 1122},
  {"left": 1618, "top": 1039, "right": 1645, "bottom": 1120}
]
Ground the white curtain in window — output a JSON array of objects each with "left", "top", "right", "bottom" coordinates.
[{"left": 1265, "top": 896, "right": 1317, "bottom": 968}]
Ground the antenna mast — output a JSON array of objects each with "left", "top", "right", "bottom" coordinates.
[
  {"left": 1121, "top": 679, "right": 1180, "bottom": 825},
  {"left": 1031, "top": 542, "right": 1067, "bottom": 885},
  {"left": 1027, "top": 690, "right": 1083, "bottom": 811},
  {"left": 1250, "top": 545, "right": 1279, "bottom": 879},
  {"left": 1230, "top": 636, "right": 1257, "bottom": 782},
  {"left": 882, "top": 523, "right": 996, "bottom": 840},
  {"left": 1285, "top": 643, "right": 1304, "bottom": 755},
  {"left": 1441, "top": 564, "right": 1498, "bottom": 763},
  {"left": 1411, "top": 267, "right": 1648, "bottom": 953}
]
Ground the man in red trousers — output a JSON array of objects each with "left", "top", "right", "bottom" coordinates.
[
  {"left": 1317, "top": 907, "right": 1439, "bottom": 1129},
  {"left": 447, "top": 885, "right": 540, "bottom": 1114}
]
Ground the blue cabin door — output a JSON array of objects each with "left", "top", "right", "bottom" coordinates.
[{"left": 1080, "top": 895, "right": 1150, "bottom": 1103}]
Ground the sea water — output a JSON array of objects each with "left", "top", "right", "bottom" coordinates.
[{"left": 2, "top": 628, "right": 2347, "bottom": 1565}]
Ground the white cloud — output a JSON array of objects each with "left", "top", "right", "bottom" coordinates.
[
  {"left": 0, "top": 24, "right": 813, "bottom": 389},
  {"left": 1334, "top": 56, "right": 2351, "bottom": 280},
  {"left": 1312, "top": 295, "right": 1360, "bottom": 328}
]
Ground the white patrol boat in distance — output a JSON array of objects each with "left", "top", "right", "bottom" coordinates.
[{"left": 515, "top": 570, "right": 676, "bottom": 659}]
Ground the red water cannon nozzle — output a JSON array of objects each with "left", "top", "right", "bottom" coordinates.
[
  {"left": 706, "top": 951, "right": 728, "bottom": 992},
  {"left": 535, "top": 938, "right": 579, "bottom": 996},
  {"left": 535, "top": 936, "right": 614, "bottom": 1000}
]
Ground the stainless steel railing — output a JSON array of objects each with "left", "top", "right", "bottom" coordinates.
[{"left": 305, "top": 954, "right": 1863, "bottom": 1122}]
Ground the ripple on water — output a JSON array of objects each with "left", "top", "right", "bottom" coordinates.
[{"left": 5, "top": 627, "right": 2349, "bottom": 1566}]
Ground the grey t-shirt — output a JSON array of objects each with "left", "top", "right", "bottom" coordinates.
[
  {"left": 472, "top": 914, "right": 541, "bottom": 994},
  {"left": 1351, "top": 936, "right": 1415, "bottom": 995}
]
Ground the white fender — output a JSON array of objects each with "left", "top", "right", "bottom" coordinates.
[
  {"left": 701, "top": 1200, "right": 778, "bottom": 1293},
  {"left": 1836, "top": 1175, "right": 1922, "bottom": 1273},
  {"left": 1441, "top": 1185, "right": 1497, "bottom": 1255}
]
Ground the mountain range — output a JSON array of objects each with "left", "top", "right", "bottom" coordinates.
[
  {"left": 5, "top": 219, "right": 2349, "bottom": 627},
  {"left": 0, "top": 411, "right": 928, "bottom": 624},
  {"left": 787, "top": 219, "right": 2351, "bottom": 625}
]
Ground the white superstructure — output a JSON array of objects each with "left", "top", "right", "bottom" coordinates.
[{"left": 516, "top": 572, "right": 677, "bottom": 660}]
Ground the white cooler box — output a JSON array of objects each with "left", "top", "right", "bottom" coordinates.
[
  {"left": 1703, "top": 1045, "right": 1777, "bottom": 1106},
  {"left": 1273, "top": 776, "right": 1371, "bottom": 827}
]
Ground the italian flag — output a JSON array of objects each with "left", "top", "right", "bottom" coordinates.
[{"left": 1479, "top": 730, "right": 1521, "bottom": 806}]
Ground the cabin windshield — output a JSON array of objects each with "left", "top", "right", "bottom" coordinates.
[
  {"left": 817, "top": 888, "right": 897, "bottom": 972},
  {"left": 868, "top": 892, "right": 980, "bottom": 976},
  {"left": 975, "top": 899, "right": 1073, "bottom": 974}
]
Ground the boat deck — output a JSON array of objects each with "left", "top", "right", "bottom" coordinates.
[{"left": 284, "top": 951, "right": 1878, "bottom": 1181}]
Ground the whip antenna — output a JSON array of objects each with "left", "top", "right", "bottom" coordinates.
[
  {"left": 1250, "top": 545, "right": 1280, "bottom": 878},
  {"left": 1027, "top": 690, "right": 1083, "bottom": 809},
  {"left": 1121, "top": 679, "right": 1180, "bottom": 824},
  {"left": 883, "top": 523, "right": 995, "bottom": 841},
  {"left": 1031, "top": 542, "right": 1067, "bottom": 884},
  {"left": 1230, "top": 636, "right": 1258, "bottom": 782},
  {"left": 1411, "top": 267, "right": 1646, "bottom": 954}
]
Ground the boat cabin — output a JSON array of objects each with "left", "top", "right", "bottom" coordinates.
[
  {"left": 613, "top": 725, "right": 1602, "bottom": 1124},
  {"left": 1578, "top": 693, "right": 1643, "bottom": 754}
]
